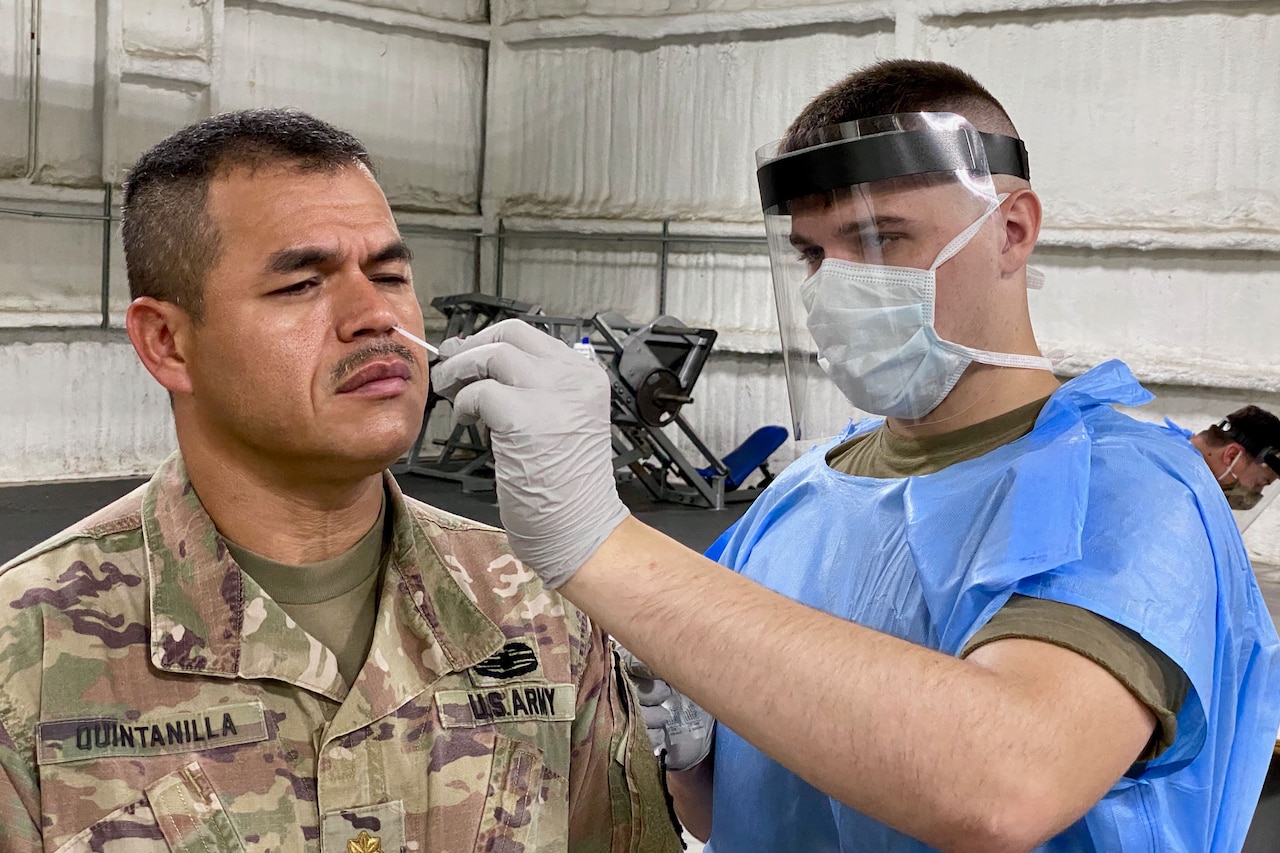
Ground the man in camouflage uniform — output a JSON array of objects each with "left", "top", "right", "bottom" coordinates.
[{"left": 0, "top": 109, "right": 679, "bottom": 852}]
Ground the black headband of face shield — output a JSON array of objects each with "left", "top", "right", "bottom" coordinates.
[
  {"left": 756, "top": 129, "right": 1031, "bottom": 214},
  {"left": 1219, "top": 418, "right": 1280, "bottom": 475}
]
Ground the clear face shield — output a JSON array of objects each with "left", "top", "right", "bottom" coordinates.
[
  {"left": 756, "top": 113, "right": 1046, "bottom": 441},
  {"left": 1221, "top": 444, "right": 1280, "bottom": 534}
]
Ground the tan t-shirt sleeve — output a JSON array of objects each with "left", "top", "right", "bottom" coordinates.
[{"left": 962, "top": 594, "right": 1191, "bottom": 762}]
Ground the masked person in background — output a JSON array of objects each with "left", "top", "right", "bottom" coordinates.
[
  {"left": 432, "top": 60, "right": 1280, "bottom": 852},
  {"left": 1180, "top": 406, "right": 1280, "bottom": 518}
]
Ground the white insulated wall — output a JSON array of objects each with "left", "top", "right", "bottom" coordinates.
[
  {"left": 0, "top": 331, "right": 174, "bottom": 481},
  {"left": 0, "top": 0, "right": 1278, "bottom": 565}
]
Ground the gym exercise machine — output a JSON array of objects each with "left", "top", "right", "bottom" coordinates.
[{"left": 402, "top": 294, "right": 787, "bottom": 509}]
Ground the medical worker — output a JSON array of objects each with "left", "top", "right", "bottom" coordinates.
[
  {"left": 432, "top": 60, "right": 1280, "bottom": 851},
  {"left": 1178, "top": 406, "right": 1280, "bottom": 532}
]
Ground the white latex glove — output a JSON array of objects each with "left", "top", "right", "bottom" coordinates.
[
  {"left": 432, "top": 319, "right": 630, "bottom": 588},
  {"left": 617, "top": 645, "right": 715, "bottom": 772}
]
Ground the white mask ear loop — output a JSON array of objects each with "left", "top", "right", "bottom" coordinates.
[
  {"left": 922, "top": 192, "right": 1056, "bottom": 373},
  {"left": 928, "top": 193, "right": 1009, "bottom": 272},
  {"left": 926, "top": 194, "right": 1047, "bottom": 290},
  {"left": 1219, "top": 452, "right": 1241, "bottom": 484}
]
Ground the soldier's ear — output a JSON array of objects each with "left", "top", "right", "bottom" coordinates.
[
  {"left": 998, "top": 187, "right": 1041, "bottom": 277},
  {"left": 126, "top": 297, "right": 195, "bottom": 395}
]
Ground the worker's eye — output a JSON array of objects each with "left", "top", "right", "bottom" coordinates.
[
  {"left": 794, "top": 246, "right": 824, "bottom": 267},
  {"left": 867, "top": 233, "right": 900, "bottom": 249}
]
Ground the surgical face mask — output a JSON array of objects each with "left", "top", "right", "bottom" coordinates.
[
  {"left": 1218, "top": 453, "right": 1266, "bottom": 510},
  {"left": 1224, "top": 481, "right": 1264, "bottom": 511},
  {"left": 799, "top": 195, "right": 1053, "bottom": 420}
]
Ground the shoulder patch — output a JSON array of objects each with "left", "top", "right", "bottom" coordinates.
[{"left": 473, "top": 640, "right": 540, "bottom": 680}]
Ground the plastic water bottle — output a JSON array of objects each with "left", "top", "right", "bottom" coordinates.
[{"left": 573, "top": 336, "right": 596, "bottom": 361}]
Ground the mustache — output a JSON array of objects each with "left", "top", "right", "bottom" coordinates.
[{"left": 331, "top": 340, "right": 419, "bottom": 385}]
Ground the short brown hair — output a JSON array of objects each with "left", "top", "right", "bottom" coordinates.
[
  {"left": 1202, "top": 405, "right": 1280, "bottom": 473},
  {"left": 784, "top": 60, "right": 1018, "bottom": 153},
  {"left": 121, "top": 108, "right": 374, "bottom": 321}
]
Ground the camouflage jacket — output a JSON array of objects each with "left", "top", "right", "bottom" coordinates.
[{"left": 0, "top": 453, "right": 680, "bottom": 853}]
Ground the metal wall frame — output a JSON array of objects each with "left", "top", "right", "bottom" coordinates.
[
  {"left": 489, "top": 221, "right": 767, "bottom": 314},
  {"left": 25, "top": 0, "right": 41, "bottom": 179},
  {"left": 0, "top": 202, "right": 769, "bottom": 331}
]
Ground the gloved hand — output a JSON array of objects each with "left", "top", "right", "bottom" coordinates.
[
  {"left": 617, "top": 645, "right": 715, "bottom": 772},
  {"left": 432, "top": 319, "right": 630, "bottom": 588}
]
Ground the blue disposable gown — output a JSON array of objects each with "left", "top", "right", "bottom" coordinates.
[{"left": 704, "top": 361, "right": 1280, "bottom": 852}]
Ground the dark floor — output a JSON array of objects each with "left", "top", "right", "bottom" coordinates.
[
  {"left": 3, "top": 473, "right": 1280, "bottom": 846},
  {"left": 1249, "top": 758, "right": 1280, "bottom": 851}
]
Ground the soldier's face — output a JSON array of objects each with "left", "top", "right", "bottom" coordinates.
[{"left": 181, "top": 163, "right": 428, "bottom": 479}]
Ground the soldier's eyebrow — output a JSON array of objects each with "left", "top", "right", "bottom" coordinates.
[
  {"left": 266, "top": 246, "right": 334, "bottom": 275},
  {"left": 369, "top": 241, "right": 412, "bottom": 265},
  {"left": 264, "top": 240, "right": 412, "bottom": 275}
]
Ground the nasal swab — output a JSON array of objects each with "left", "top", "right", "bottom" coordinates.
[{"left": 392, "top": 326, "right": 441, "bottom": 358}]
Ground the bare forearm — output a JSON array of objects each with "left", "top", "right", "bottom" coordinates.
[{"left": 561, "top": 517, "right": 1149, "bottom": 852}]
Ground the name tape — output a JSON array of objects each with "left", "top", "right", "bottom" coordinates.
[{"left": 36, "top": 701, "right": 269, "bottom": 765}]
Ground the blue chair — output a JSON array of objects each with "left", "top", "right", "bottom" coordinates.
[{"left": 698, "top": 425, "right": 789, "bottom": 492}]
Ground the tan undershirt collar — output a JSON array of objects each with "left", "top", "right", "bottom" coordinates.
[
  {"left": 827, "top": 395, "right": 1053, "bottom": 478},
  {"left": 223, "top": 499, "right": 389, "bottom": 689},
  {"left": 225, "top": 500, "right": 386, "bottom": 605}
]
